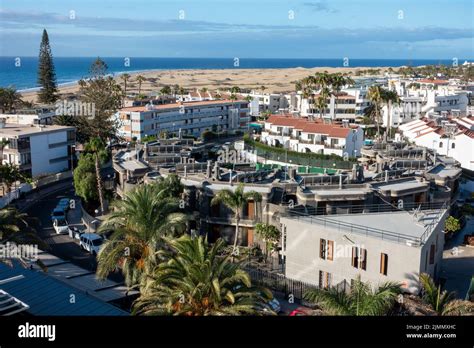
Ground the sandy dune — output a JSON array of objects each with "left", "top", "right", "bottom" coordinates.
[{"left": 21, "top": 66, "right": 390, "bottom": 103}]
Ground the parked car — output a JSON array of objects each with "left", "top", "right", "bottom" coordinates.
[
  {"left": 57, "top": 198, "right": 72, "bottom": 211},
  {"left": 289, "top": 307, "right": 317, "bottom": 316},
  {"left": 51, "top": 207, "right": 66, "bottom": 222},
  {"left": 53, "top": 219, "right": 71, "bottom": 235},
  {"left": 79, "top": 233, "right": 104, "bottom": 256},
  {"left": 68, "top": 226, "right": 83, "bottom": 240}
]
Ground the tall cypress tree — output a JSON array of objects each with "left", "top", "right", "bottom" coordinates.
[{"left": 37, "top": 29, "right": 58, "bottom": 104}]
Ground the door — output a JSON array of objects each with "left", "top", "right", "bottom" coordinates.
[{"left": 247, "top": 228, "right": 254, "bottom": 247}]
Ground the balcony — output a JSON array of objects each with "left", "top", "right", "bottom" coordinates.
[{"left": 204, "top": 216, "right": 260, "bottom": 227}]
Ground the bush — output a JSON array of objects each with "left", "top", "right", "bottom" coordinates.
[{"left": 243, "top": 134, "right": 354, "bottom": 162}]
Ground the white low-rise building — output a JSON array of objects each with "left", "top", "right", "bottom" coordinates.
[
  {"left": 0, "top": 120, "right": 75, "bottom": 177},
  {"left": 398, "top": 116, "right": 474, "bottom": 171},
  {"left": 382, "top": 79, "right": 470, "bottom": 128},
  {"left": 261, "top": 115, "right": 364, "bottom": 157},
  {"left": 116, "top": 99, "right": 250, "bottom": 141},
  {"left": 280, "top": 208, "right": 448, "bottom": 293}
]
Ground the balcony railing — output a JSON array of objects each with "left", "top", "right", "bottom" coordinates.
[{"left": 281, "top": 205, "right": 446, "bottom": 246}]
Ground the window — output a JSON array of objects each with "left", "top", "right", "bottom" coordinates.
[
  {"left": 351, "top": 247, "right": 359, "bottom": 268},
  {"left": 319, "top": 239, "right": 326, "bottom": 259},
  {"left": 319, "top": 270, "right": 332, "bottom": 289},
  {"left": 320, "top": 239, "right": 334, "bottom": 261},
  {"left": 439, "top": 142, "right": 443, "bottom": 148},
  {"left": 352, "top": 247, "right": 366, "bottom": 270},
  {"left": 429, "top": 244, "right": 435, "bottom": 265},
  {"left": 360, "top": 248, "right": 367, "bottom": 270},
  {"left": 451, "top": 143, "right": 455, "bottom": 149},
  {"left": 380, "top": 253, "right": 388, "bottom": 275}
]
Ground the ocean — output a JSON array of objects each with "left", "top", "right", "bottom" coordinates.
[{"left": 0, "top": 57, "right": 468, "bottom": 91}]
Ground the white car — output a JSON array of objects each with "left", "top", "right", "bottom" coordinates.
[
  {"left": 79, "top": 233, "right": 104, "bottom": 256},
  {"left": 53, "top": 219, "right": 71, "bottom": 235}
]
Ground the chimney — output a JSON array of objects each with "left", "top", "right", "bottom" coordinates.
[{"left": 385, "top": 170, "right": 389, "bottom": 183}]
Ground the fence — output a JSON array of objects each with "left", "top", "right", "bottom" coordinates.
[
  {"left": 244, "top": 266, "right": 320, "bottom": 301},
  {"left": 0, "top": 171, "right": 73, "bottom": 209}
]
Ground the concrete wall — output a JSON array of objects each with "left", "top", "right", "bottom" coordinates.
[
  {"left": 280, "top": 212, "right": 447, "bottom": 293},
  {"left": 29, "top": 131, "right": 70, "bottom": 177}
]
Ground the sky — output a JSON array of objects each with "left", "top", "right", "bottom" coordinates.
[{"left": 0, "top": 0, "right": 473, "bottom": 59}]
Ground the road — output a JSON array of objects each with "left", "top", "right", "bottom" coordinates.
[{"left": 26, "top": 185, "right": 99, "bottom": 272}]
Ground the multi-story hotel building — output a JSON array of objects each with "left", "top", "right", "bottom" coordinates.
[
  {"left": 0, "top": 119, "right": 75, "bottom": 177},
  {"left": 116, "top": 100, "right": 250, "bottom": 141}
]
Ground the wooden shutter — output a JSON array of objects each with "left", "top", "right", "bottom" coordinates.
[
  {"left": 380, "top": 253, "right": 388, "bottom": 275},
  {"left": 327, "top": 240, "right": 334, "bottom": 261}
]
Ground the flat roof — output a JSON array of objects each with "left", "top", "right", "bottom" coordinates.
[
  {"left": 373, "top": 179, "right": 428, "bottom": 192},
  {"left": 120, "top": 99, "right": 246, "bottom": 112},
  {"left": 283, "top": 209, "right": 447, "bottom": 245},
  {"left": 0, "top": 124, "right": 74, "bottom": 138}
]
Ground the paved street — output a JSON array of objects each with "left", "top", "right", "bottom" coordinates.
[
  {"left": 25, "top": 185, "right": 98, "bottom": 271},
  {"left": 441, "top": 216, "right": 474, "bottom": 299}
]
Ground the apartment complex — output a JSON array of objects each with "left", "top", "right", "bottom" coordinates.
[
  {"left": 300, "top": 88, "right": 370, "bottom": 122},
  {"left": 398, "top": 116, "right": 474, "bottom": 171},
  {"left": 382, "top": 79, "right": 470, "bottom": 127},
  {"left": 116, "top": 100, "right": 250, "bottom": 141},
  {"left": 280, "top": 208, "right": 448, "bottom": 293},
  {"left": 261, "top": 115, "right": 364, "bottom": 157},
  {"left": 0, "top": 119, "right": 75, "bottom": 177}
]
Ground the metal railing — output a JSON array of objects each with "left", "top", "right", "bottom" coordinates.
[{"left": 281, "top": 208, "right": 443, "bottom": 246}]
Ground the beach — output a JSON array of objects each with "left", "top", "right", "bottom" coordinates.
[{"left": 20, "top": 66, "right": 390, "bottom": 103}]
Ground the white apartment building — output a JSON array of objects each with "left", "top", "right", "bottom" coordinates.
[
  {"left": 398, "top": 116, "right": 474, "bottom": 171},
  {"left": 261, "top": 115, "right": 364, "bottom": 157},
  {"left": 383, "top": 79, "right": 470, "bottom": 128},
  {"left": 116, "top": 100, "right": 250, "bottom": 141},
  {"left": 280, "top": 208, "right": 448, "bottom": 293},
  {"left": 300, "top": 88, "right": 370, "bottom": 122},
  {"left": 0, "top": 119, "right": 75, "bottom": 177},
  {"left": 0, "top": 107, "right": 56, "bottom": 125}
]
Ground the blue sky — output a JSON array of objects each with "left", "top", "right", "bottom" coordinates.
[{"left": 0, "top": 0, "right": 473, "bottom": 58}]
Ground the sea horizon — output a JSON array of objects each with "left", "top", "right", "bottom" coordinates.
[{"left": 1, "top": 56, "right": 472, "bottom": 91}]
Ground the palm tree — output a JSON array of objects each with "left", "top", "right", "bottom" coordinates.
[
  {"left": 96, "top": 183, "right": 187, "bottom": 287},
  {"left": 331, "top": 73, "right": 354, "bottom": 119},
  {"left": 0, "top": 163, "right": 26, "bottom": 194},
  {"left": 211, "top": 183, "right": 262, "bottom": 254},
  {"left": 178, "top": 87, "right": 186, "bottom": 100},
  {"left": 84, "top": 137, "right": 108, "bottom": 214},
  {"left": 304, "top": 276, "right": 401, "bottom": 315},
  {"left": 0, "top": 207, "right": 48, "bottom": 268},
  {"left": 136, "top": 75, "right": 146, "bottom": 96},
  {"left": 316, "top": 87, "right": 330, "bottom": 119},
  {"left": 260, "top": 85, "right": 266, "bottom": 94},
  {"left": 120, "top": 73, "right": 131, "bottom": 103},
  {"left": 160, "top": 85, "right": 171, "bottom": 95},
  {"left": 381, "top": 89, "right": 400, "bottom": 140},
  {"left": 0, "top": 87, "right": 24, "bottom": 113},
  {"left": 419, "top": 273, "right": 474, "bottom": 316},
  {"left": 367, "top": 86, "right": 383, "bottom": 139},
  {"left": 133, "top": 235, "right": 274, "bottom": 316}
]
